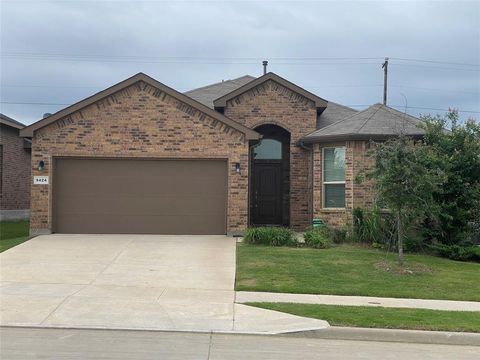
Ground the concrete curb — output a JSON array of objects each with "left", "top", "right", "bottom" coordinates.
[
  {"left": 0, "top": 322, "right": 329, "bottom": 336},
  {"left": 285, "top": 326, "right": 480, "bottom": 346}
]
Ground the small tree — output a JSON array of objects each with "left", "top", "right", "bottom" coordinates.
[{"left": 370, "top": 137, "right": 444, "bottom": 265}]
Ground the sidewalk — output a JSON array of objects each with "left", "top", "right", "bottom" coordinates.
[{"left": 236, "top": 291, "right": 480, "bottom": 312}]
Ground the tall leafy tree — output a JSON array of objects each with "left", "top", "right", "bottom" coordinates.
[{"left": 421, "top": 111, "right": 480, "bottom": 244}]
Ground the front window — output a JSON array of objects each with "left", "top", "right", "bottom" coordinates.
[
  {"left": 253, "top": 138, "right": 282, "bottom": 160},
  {"left": 323, "top": 147, "right": 345, "bottom": 208}
]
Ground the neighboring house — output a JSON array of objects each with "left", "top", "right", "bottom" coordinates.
[
  {"left": 20, "top": 72, "right": 425, "bottom": 236},
  {"left": 0, "top": 114, "right": 31, "bottom": 220}
]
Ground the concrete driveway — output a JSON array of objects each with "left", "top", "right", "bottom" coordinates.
[{"left": 0, "top": 234, "right": 327, "bottom": 333}]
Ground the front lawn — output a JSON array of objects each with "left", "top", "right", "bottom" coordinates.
[
  {"left": 0, "top": 221, "right": 29, "bottom": 252},
  {"left": 236, "top": 244, "right": 480, "bottom": 301},
  {"left": 248, "top": 303, "right": 480, "bottom": 333}
]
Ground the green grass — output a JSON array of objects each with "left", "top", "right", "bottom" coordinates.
[
  {"left": 248, "top": 303, "right": 480, "bottom": 333},
  {"left": 0, "top": 221, "right": 29, "bottom": 252},
  {"left": 236, "top": 244, "right": 480, "bottom": 301}
]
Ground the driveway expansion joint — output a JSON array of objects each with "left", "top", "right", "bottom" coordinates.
[{"left": 39, "top": 285, "right": 87, "bottom": 325}]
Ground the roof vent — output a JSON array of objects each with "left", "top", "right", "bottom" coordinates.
[
  {"left": 262, "top": 60, "right": 268, "bottom": 75},
  {"left": 43, "top": 113, "right": 52, "bottom": 119}
]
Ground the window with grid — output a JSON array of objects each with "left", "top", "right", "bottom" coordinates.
[{"left": 323, "top": 147, "right": 345, "bottom": 208}]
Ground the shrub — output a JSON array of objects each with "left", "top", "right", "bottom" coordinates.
[
  {"left": 332, "top": 227, "right": 348, "bottom": 244},
  {"left": 404, "top": 226, "right": 428, "bottom": 252},
  {"left": 304, "top": 226, "right": 332, "bottom": 249},
  {"left": 429, "top": 244, "right": 480, "bottom": 262},
  {"left": 243, "top": 227, "right": 297, "bottom": 246},
  {"left": 468, "top": 211, "right": 480, "bottom": 245},
  {"left": 352, "top": 207, "right": 395, "bottom": 246}
]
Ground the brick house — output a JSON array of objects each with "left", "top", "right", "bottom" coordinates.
[
  {"left": 20, "top": 72, "right": 425, "bottom": 236},
  {"left": 1, "top": 114, "right": 31, "bottom": 220}
]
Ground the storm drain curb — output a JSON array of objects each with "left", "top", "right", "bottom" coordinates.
[{"left": 284, "top": 326, "right": 480, "bottom": 346}]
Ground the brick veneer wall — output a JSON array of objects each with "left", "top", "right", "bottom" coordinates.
[
  {"left": 313, "top": 140, "right": 377, "bottom": 228},
  {"left": 0, "top": 124, "right": 31, "bottom": 212},
  {"left": 223, "top": 79, "right": 317, "bottom": 230},
  {"left": 30, "top": 81, "right": 250, "bottom": 235}
]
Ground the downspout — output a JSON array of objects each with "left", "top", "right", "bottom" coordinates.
[{"left": 297, "top": 139, "right": 311, "bottom": 151}]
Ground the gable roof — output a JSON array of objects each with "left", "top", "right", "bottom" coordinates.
[
  {"left": 184, "top": 75, "right": 256, "bottom": 108},
  {"left": 20, "top": 73, "right": 260, "bottom": 140},
  {"left": 303, "top": 103, "right": 426, "bottom": 143},
  {"left": 0, "top": 113, "right": 25, "bottom": 130},
  {"left": 317, "top": 101, "right": 358, "bottom": 129},
  {"left": 213, "top": 72, "right": 328, "bottom": 110}
]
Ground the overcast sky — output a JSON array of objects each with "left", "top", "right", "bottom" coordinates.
[{"left": 1, "top": 0, "right": 479, "bottom": 125}]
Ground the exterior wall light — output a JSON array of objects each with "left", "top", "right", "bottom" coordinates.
[
  {"left": 38, "top": 160, "right": 45, "bottom": 172},
  {"left": 235, "top": 162, "right": 241, "bottom": 174}
]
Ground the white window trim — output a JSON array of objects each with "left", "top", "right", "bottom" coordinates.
[{"left": 322, "top": 146, "right": 346, "bottom": 210}]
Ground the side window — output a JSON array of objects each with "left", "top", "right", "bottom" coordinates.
[{"left": 323, "top": 147, "right": 346, "bottom": 208}]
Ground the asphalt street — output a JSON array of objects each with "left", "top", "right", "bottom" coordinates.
[{"left": 1, "top": 327, "right": 478, "bottom": 360}]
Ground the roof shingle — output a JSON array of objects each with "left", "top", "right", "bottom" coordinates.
[
  {"left": 184, "top": 75, "right": 256, "bottom": 108},
  {"left": 304, "top": 103, "right": 426, "bottom": 142},
  {"left": 317, "top": 101, "right": 358, "bottom": 129},
  {"left": 0, "top": 113, "right": 25, "bottom": 129}
]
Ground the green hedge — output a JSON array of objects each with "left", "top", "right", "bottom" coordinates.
[
  {"left": 429, "top": 244, "right": 480, "bottom": 262},
  {"left": 304, "top": 226, "right": 332, "bottom": 249},
  {"left": 243, "top": 227, "right": 297, "bottom": 246}
]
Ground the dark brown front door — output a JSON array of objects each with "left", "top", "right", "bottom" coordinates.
[
  {"left": 251, "top": 161, "right": 282, "bottom": 225},
  {"left": 53, "top": 158, "right": 227, "bottom": 234}
]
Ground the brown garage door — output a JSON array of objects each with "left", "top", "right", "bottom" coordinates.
[{"left": 53, "top": 158, "right": 227, "bottom": 234}]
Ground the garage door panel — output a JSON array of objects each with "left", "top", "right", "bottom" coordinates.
[
  {"left": 57, "top": 174, "right": 223, "bottom": 197},
  {"left": 53, "top": 159, "right": 228, "bottom": 234},
  {"left": 57, "top": 195, "right": 226, "bottom": 216},
  {"left": 54, "top": 214, "right": 226, "bottom": 235}
]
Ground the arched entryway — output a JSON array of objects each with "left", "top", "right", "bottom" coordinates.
[{"left": 250, "top": 124, "right": 290, "bottom": 226}]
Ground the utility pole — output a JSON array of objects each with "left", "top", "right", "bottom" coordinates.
[{"left": 382, "top": 57, "right": 389, "bottom": 105}]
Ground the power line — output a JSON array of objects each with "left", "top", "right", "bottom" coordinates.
[
  {"left": 389, "top": 57, "right": 479, "bottom": 67},
  {"left": 390, "top": 63, "right": 480, "bottom": 72},
  {"left": 1, "top": 101, "right": 71, "bottom": 106},
  {"left": 390, "top": 85, "right": 478, "bottom": 95},
  {"left": 3, "top": 52, "right": 478, "bottom": 66},
  {"left": 1, "top": 52, "right": 383, "bottom": 61},
  {"left": 2, "top": 0, "right": 326, "bottom": 3},
  {"left": 1, "top": 84, "right": 101, "bottom": 89},
  {"left": 3, "top": 55, "right": 478, "bottom": 72},
  {"left": 1, "top": 58, "right": 380, "bottom": 66},
  {"left": 2, "top": 100, "right": 478, "bottom": 114},
  {"left": 347, "top": 104, "right": 480, "bottom": 114},
  {"left": 1, "top": 83, "right": 385, "bottom": 90},
  {"left": 3, "top": 83, "right": 478, "bottom": 95}
]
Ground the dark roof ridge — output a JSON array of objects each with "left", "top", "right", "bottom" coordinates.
[
  {"left": 376, "top": 103, "right": 428, "bottom": 134},
  {"left": 305, "top": 104, "right": 369, "bottom": 137},
  {"left": 357, "top": 104, "right": 383, "bottom": 132},
  {"left": 184, "top": 75, "right": 256, "bottom": 94},
  {"left": 381, "top": 103, "right": 423, "bottom": 122}
]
